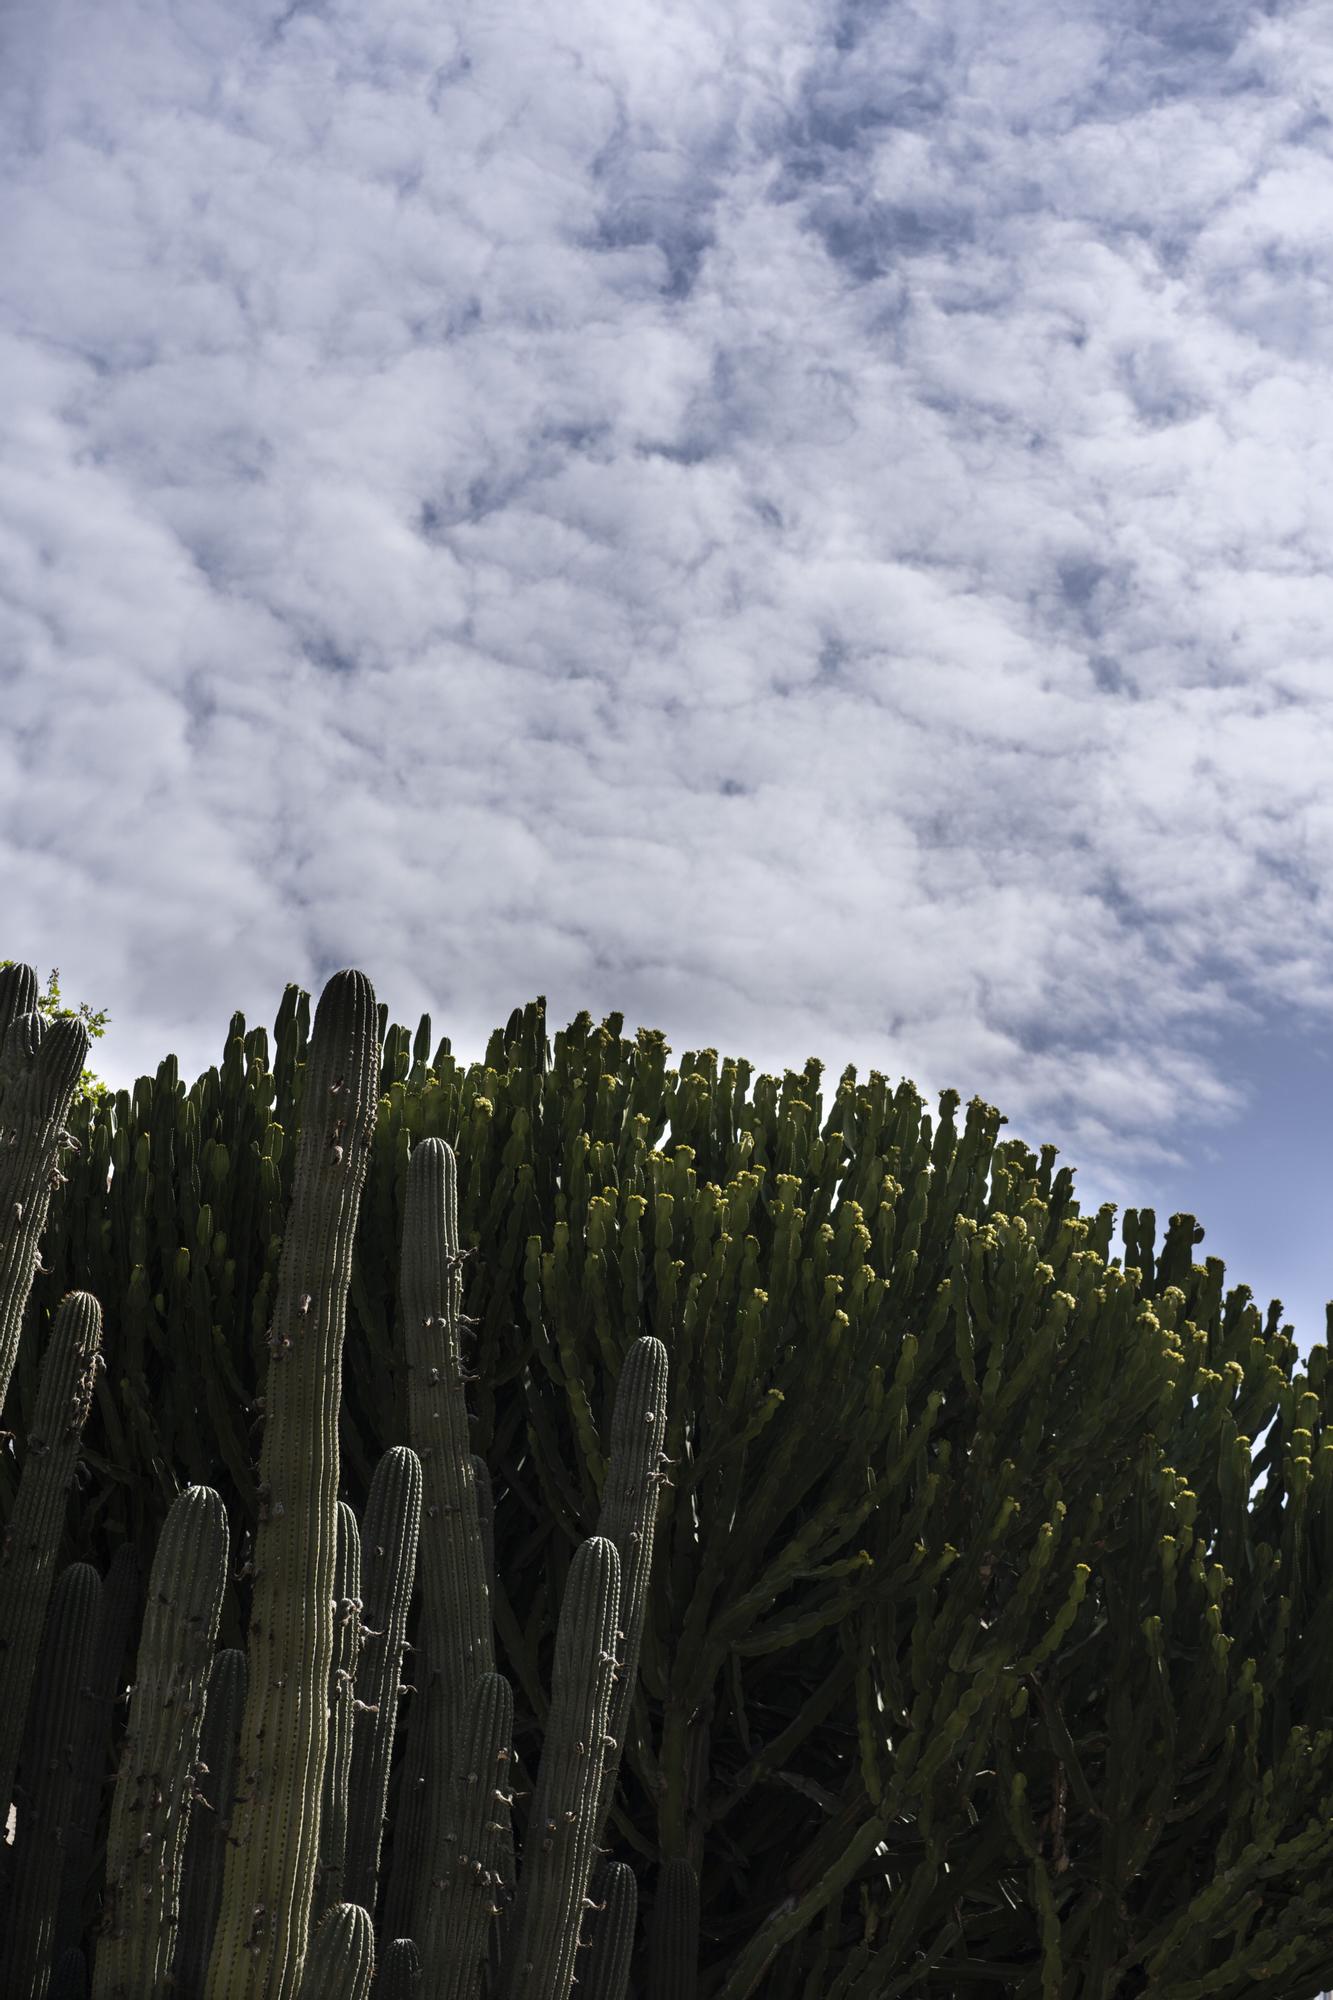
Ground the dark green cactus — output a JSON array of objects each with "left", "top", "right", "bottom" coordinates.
[
  {"left": 371, "top": 1937, "right": 421, "bottom": 2000},
  {"left": 398, "top": 1138, "right": 495, "bottom": 1951},
  {"left": 590, "top": 1336, "right": 669, "bottom": 1840},
  {"left": 203, "top": 969, "right": 380, "bottom": 2000},
  {"left": 295, "top": 1901, "right": 375, "bottom": 2000},
  {"left": 173, "top": 1647, "right": 248, "bottom": 1997},
  {"left": 0, "top": 991, "right": 90, "bottom": 1418},
  {"left": 2, "top": 1560, "right": 100, "bottom": 1999},
  {"left": 498, "top": 1535, "right": 622, "bottom": 2000},
  {"left": 580, "top": 1861, "right": 637, "bottom": 2000},
  {"left": 417, "top": 1670, "right": 515, "bottom": 2000},
  {"left": 49, "top": 1945, "right": 88, "bottom": 2000},
  {"left": 0, "top": 1291, "right": 103, "bottom": 1840},
  {"left": 647, "top": 1859, "right": 698, "bottom": 2000},
  {"left": 54, "top": 1543, "right": 144, "bottom": 1966},
  {"left": 343, "top": 1446, "right": 422, "bottom": 1916},
  {"left": 315, "top": 1500, "right": 363, "bottom": 1921},
  {"left": 93, "top": 1484, "right": 229, "bottom": 1998}
]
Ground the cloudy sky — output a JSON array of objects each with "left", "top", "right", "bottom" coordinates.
[{"left": 4, "top": 0, "right": 1333, "bottom": 1350}]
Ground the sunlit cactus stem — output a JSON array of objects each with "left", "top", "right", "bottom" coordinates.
[{"left": 203, "top": 969, "right": 380, "bottom": 2000}]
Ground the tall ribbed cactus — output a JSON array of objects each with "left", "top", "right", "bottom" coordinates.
[
  {"left": 0, "top": 1290, "right": 103, "bottom": 1839},
  {"left": 93, "top": 1485, "right": 230, "bottom": 1998},
  {"left": 315, "top": 1499, "right": 363, "bottom": 1920},
  {"left": 343, "top": 1446, "right": 422, "bottom": 1915},
  {"left": 0, "top": 974, "right": 90, "bottom": 1419},
  {"left": 296, "top": 1901, "right": 375, "bottom": 2000},
  {"left": 2, "top": 1560, "right": 101, "bottom": 1999},
  {"left": 398, "top": 1138, "right": 495, "bottom": 1951},
  {"left": 174, "top": 1647, "right": 248, "bottom": 1996},
  {"left": 498, "top": 1536, "right": 622, "bottom": 2000},
  {"left": 203, "top": 969, "right": 380, "bottom": 2000}
]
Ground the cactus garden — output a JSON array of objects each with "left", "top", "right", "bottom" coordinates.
[{"left": 2, "top": 957, "right": 1333, "bottom": 1997}]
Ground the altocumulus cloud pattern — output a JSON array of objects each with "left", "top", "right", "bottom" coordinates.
[{"left": 3, "top": 0, "right": 1333, "bottom": 1338}]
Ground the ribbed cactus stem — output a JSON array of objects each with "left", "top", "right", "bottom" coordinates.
[
  {"left": 93, "top": 1485, "right": 230, "bottom": 1999},
  {"left": 647, "top": 1858, "right": 700, "bottom": 2000},
  {"left": 55, "top": 1543, "right": 144, "bottom": 1966},
  {"left": 500, "top": 1536, "right": 623, "bottom": 2000},
  {"left": 0, "top": 1004, "right": 90, "bottom": 1417},
  {"left": 419, "top": 1670, "right": 515, "bottom": 2000},
  {"left": 371, "top": 1937, "right": 420, "bottom": 2000},
  {"left": 203, "top": 969, "right": 380, "bottom": 2000},
  {"left": 315, "top": 1502, "right": 362, "bottom": 1920},
  {"left": 592, "top": 1337, "right": 669, "bottom": 1835},
  {"left": 343, "top": 1447, "right": 422, "bottom": 1915},
  {"left": 294, "top": 1902, "right": 375, "bottom": 2000},
  {"left": 399, "top": 1139, "right": 494, "bottom": 1947},
  {"left": 0, "top": 1290, "right": 103, "bottom": 1835},
  {"left": 173, "top": 1648, "right": 248, "bottom": 1997},
  {"left": 2, "top": 1560, "right": 101, "bottom": 2000},
  {"left": 580, "top": 1861, "right": 638, "bottom": 2000}
]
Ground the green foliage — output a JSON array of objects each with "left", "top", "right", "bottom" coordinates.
[{"left": 0, "top": 963, "right": 110, "bottom": 1107}]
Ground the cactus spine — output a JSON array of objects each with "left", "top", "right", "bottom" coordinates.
[
  {"left": 0, "top": 1291, "right": 103, "bottom": 1840},
  {"left": 203, "top": 969, "right": 380, "bottom": 2000},
  {"left": 93, "top": 1485, "right": 230, "bottom": 1998}
]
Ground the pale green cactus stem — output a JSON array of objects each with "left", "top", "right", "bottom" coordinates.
[
  {"left": 580, "top": 1861, "right": 637, "bottom": 2000},
  {"left": 343, "top": 1446, "right": 422, "bottom": 1916},
  {"left": 1, "top": 1560, "right": 101, "bottom": 2000},
  {"left": 0, "top": 1290, "right": 103, "bottom": 1840},
  {"left": 418, "top": 1669, "right": 515, "bottom": 2000},
  {"left": 93, "top": 1485, "right": 230, "bottom": 1999},
  {"left": 0, "top": 995, "right": 90, "bottom": 1420},
  {"left": 398, "top": 1139, "right": 495, "bottom": 1948},
  {"left": 203, "top": 969, "right": 380, "bottom": 2000},
  {"left": 315, "top": 1500, "right": 362, "bottom": 1921},
  {"left": 498, "top": 1535, "right": 623, "bottom": 2000},
  {"left": 174, "top": 1647, "right": 248, "bottom": 1997},
  {"left": 295, "top": 1902, "right": 375, "bottom": 2000}
]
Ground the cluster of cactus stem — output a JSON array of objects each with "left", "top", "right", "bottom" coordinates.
[
  {"left": 4, "top": 958, "right": 1333, "bottom": 1996},
  {"left": 0, "top": 968, "right": 674, "bottom": 2000}
]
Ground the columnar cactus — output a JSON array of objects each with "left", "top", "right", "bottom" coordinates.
[
  {"left": 93, "top": 1485, "right": 230, "bottom": 1998},
  {"left": 1, "top": 1561, "right": 101, "bottom": 1999},
  {"left": 580, "top": 1862, "right": 637, "bottom": 2000},
  {"left": 342, "top": 1446, "right": 422, "bottom": 1916},
  {"left": 0, "top": 1290, "right": 104, "bottom": 1839},
  {"left": 397, "top": 1138, "right": 495, "bottom": 1951},
  {"left": 498, "top": 1535, "right": 623, "bottom": 2000},
  {"left": 315, "top": 1500, "right": 363, "bottom": 1920},
  {"left": 203, "top": 969, "right": 380, "bottom": 2000},
  {"left": 54, "top": 1543, "right": 144, "bottom": 1967},
  {"left": 173, "top": 1647, "right": 248, "bottom": 1996},
  {"left": 0, "top": 977, "right": 90, "bottom": 1419},
  {"left": 296, "top": 1901, "right": 375, "bottom": 2000}
]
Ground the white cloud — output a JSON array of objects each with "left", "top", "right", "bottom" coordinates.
[{"left": 5, "top": 0, "right": 1333, "bottom": 1336}]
